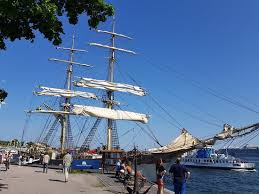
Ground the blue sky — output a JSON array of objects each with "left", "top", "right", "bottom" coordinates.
[{"left": 1, "top": 0, "right": 259, "bottom": 150}]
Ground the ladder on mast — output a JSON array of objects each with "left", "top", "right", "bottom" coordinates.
[{"left": 80, "top": 117, "right": 102, "bottom": 150}]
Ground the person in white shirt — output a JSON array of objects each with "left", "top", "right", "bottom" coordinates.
[
  {"left": 63, "top": 152, "right": 73, "bottom": 182},
  {"left": 43, "top": 153, "right": 50, "bottom": 173}
]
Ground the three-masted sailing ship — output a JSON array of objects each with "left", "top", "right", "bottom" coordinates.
[
  {"left": 26, "top": 19, "right": 259, "bottom": 166},
  {"left": 28, "top": 19, "right": 149, "bottom": 156}
]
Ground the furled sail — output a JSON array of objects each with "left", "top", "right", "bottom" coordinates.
[
  {"left": 35, "top": 86, "right": 98, "bottom": 99},
  {"left": 203, "top": 123, "right": 259, "bottom": 145},
  {"left": 28, "top": 109, "right": 70, "bottom": 115},
  {"left": 74, "top": 77, "right": 146, "bottom": 96},
  {"left": 71, "top": 104, "right": 148, "bottom": 123},
  {"left": 149, "top": 129, "right": 201, "bottom": 154},
  {"left": 149, "top": 123, "right": 259, "bottom": 155}
]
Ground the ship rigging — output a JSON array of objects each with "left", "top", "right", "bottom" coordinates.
[
  {"left": 28, "top": 19, "right": 149, "bottom": 153},
  {"left": 22, "top": 18, "right": 259, "bottom": 158}
]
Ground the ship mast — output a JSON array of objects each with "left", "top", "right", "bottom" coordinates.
[
  {"left": 30, "top": 34, "right": 89, "bottom": 154},
  {"left": 55, "top": 34, "right": 88, "bottom": 153},
  {"left": 107, "top": 19, "right": 116, "bottom": 150},
  {"left": 61, "top": 34, "right": 75, "bottom": 153},
  {"left": 90, "top": 17, "right": 136, "bottom": 150},
  {"left": 30, "top": 21, "right": 148, "bottom": 153}
]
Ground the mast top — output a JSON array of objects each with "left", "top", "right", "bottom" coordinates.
[
  {"left": 96, "top": 30, "right": 133, "bottom": 40},
  {"left": 56, "top": 47, "right": 87, "bottom": 53}
]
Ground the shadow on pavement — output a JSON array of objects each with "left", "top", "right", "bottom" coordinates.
[
  {"left": 34, "top": 170, "right": 44, "bottom": 173},
  {"left": 48, "top": 179, "right": 65, "bottom": 183},
  {"left": 0, "top": 183, "right": 8, "bottom": 191}
]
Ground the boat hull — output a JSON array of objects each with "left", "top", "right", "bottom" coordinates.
[{"left": 183, "top": 163, "right": 256, "bottom": 170}]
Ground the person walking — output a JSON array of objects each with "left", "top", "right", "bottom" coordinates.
[
  {"left": 156, "top": 158, "right": 166, "bottom": 194},
  {"left": 4, "top": 152, "right": 11, "bottom": 171},
  {"left": 169, "top": 158, "right": 190, "bottom": 194},
  {"left": 63, "top": 151, "right": 72, "bottom": 182},
  {"left": 42, "top": 153, "right": 50, "bottom": 173}
]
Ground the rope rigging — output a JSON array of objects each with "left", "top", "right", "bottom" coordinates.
[
  {"left": 164, "top": 88, "right": 226, "bottom": 124},
  {"left": 239, "top": 130, "right": 259, "bottom": 148},
  {"left": 20, "top": 113, "right": 32, "bottom": 146},
  {"left": 115, "top": 55, "right": 184, "bottom": 130},
  {"left": 116, "top": 53, "right": 222, "bottom": 129},
  {"left": 140, "top": 54, "right": 259, "bottom": 115},
  {"left": 75, "top": 118, "right": 89, "bottom": 147},
  {"left": 115, "top": 103, "right": 162, "bottom": 146}
]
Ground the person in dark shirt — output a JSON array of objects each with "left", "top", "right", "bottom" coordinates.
[
  {"left": 169, "top": 158, "right": 190, "bottom": 194},
  {"left": 156, "top": 158, "right": 166, "bottom": 194}
]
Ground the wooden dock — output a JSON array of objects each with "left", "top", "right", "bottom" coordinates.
[{"left": 96, "top": 173, "right": 174, "bottom": 194}]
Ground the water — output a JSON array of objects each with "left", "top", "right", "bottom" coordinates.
[{"left": 140, "top": 162, "right": 259, "bottom": 194}]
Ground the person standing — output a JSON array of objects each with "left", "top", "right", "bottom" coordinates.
[
  {"left": 63, "top": 152, "right": 72, "bottom": 182},
  {"left": 42, "top": 153, "right": 50, "bottom": 173},
  {"left": 115, "top": 159, "right": 121, "bottom": 178},
  {"left": 156, "top": 158, "right": 166, "bottom": 194},
  {"left": 169, "top": 158, "right": 190, "bottom": 194},
  {"left": 18, "top": 154, "right": 22, "bottom": 167}
]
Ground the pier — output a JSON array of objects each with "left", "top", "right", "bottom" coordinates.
[
  {"left": 0, "top": 165, "right": 174, "bottom": 194},
  {"left": 96, "top": 173, "right": 174, "bottom": 194},
  {"left": 0, "top": 165, "right": 110, "bottom": 194}
]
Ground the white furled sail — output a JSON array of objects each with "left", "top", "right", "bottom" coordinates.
[
  {"left": 28, "top": 109, "right": 70, "bottom": 115},
  {"left": 203, "top": 123, "right": 259, "bottom": 145},
  {"left": 74, "top": 77, "right": 146, "bottom": 96},
  {"left": 149, "top": 129, "right": 200, "bottom": 154},
  {"left": 71, "top": 104, "right": 149, "bottom": 123},
  {"left": 35, "top": 86, "right": 98, "bottom": 99}
]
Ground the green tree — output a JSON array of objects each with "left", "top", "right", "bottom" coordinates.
[
  {"left": 0, "top": 140, "right": 9, "bottom": 146},
  {"left": 10, "top": 139, "right": 20, "bottom": 147},
  {"left": 26, "top": 141, "right": 35, "bottom": 148},
  {"left": 0, "top": 89, "right": 8, "bottom": 102},
  {"left": 0, "top": 0, "right": 114, "bottom": 50}
]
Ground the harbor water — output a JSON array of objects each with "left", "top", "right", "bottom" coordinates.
[{"left": 140, "top": 162, "right": 259, "bottom": 194}]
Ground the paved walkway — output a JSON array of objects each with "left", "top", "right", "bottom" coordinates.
[
  {"left": 96, "top": 174, "right": 174, "bottom": 194},
  {"left": 0, "top": 165, "right": 112, "bottom": 194}
]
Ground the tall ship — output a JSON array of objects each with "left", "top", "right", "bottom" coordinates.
[
  {"left": 26, "top": 18, "right": 149, "bottom": 169},
  {"left": 22, "top": 18, "right": 259, "bottom": 169},
  {"left": 141, "top": 124, "right": 259, "bottom": 164}
]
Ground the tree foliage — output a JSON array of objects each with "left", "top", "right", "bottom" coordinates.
[
  {"left": 0, "top": 89, "right": 8, "bottom": 102},
  {"left": 0, "top": 0, "right": 114, "bottom": 50}
]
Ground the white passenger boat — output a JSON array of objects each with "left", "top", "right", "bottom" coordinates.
[{"left": 182, "top": 147, "right": 256, "bottom": 170}]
